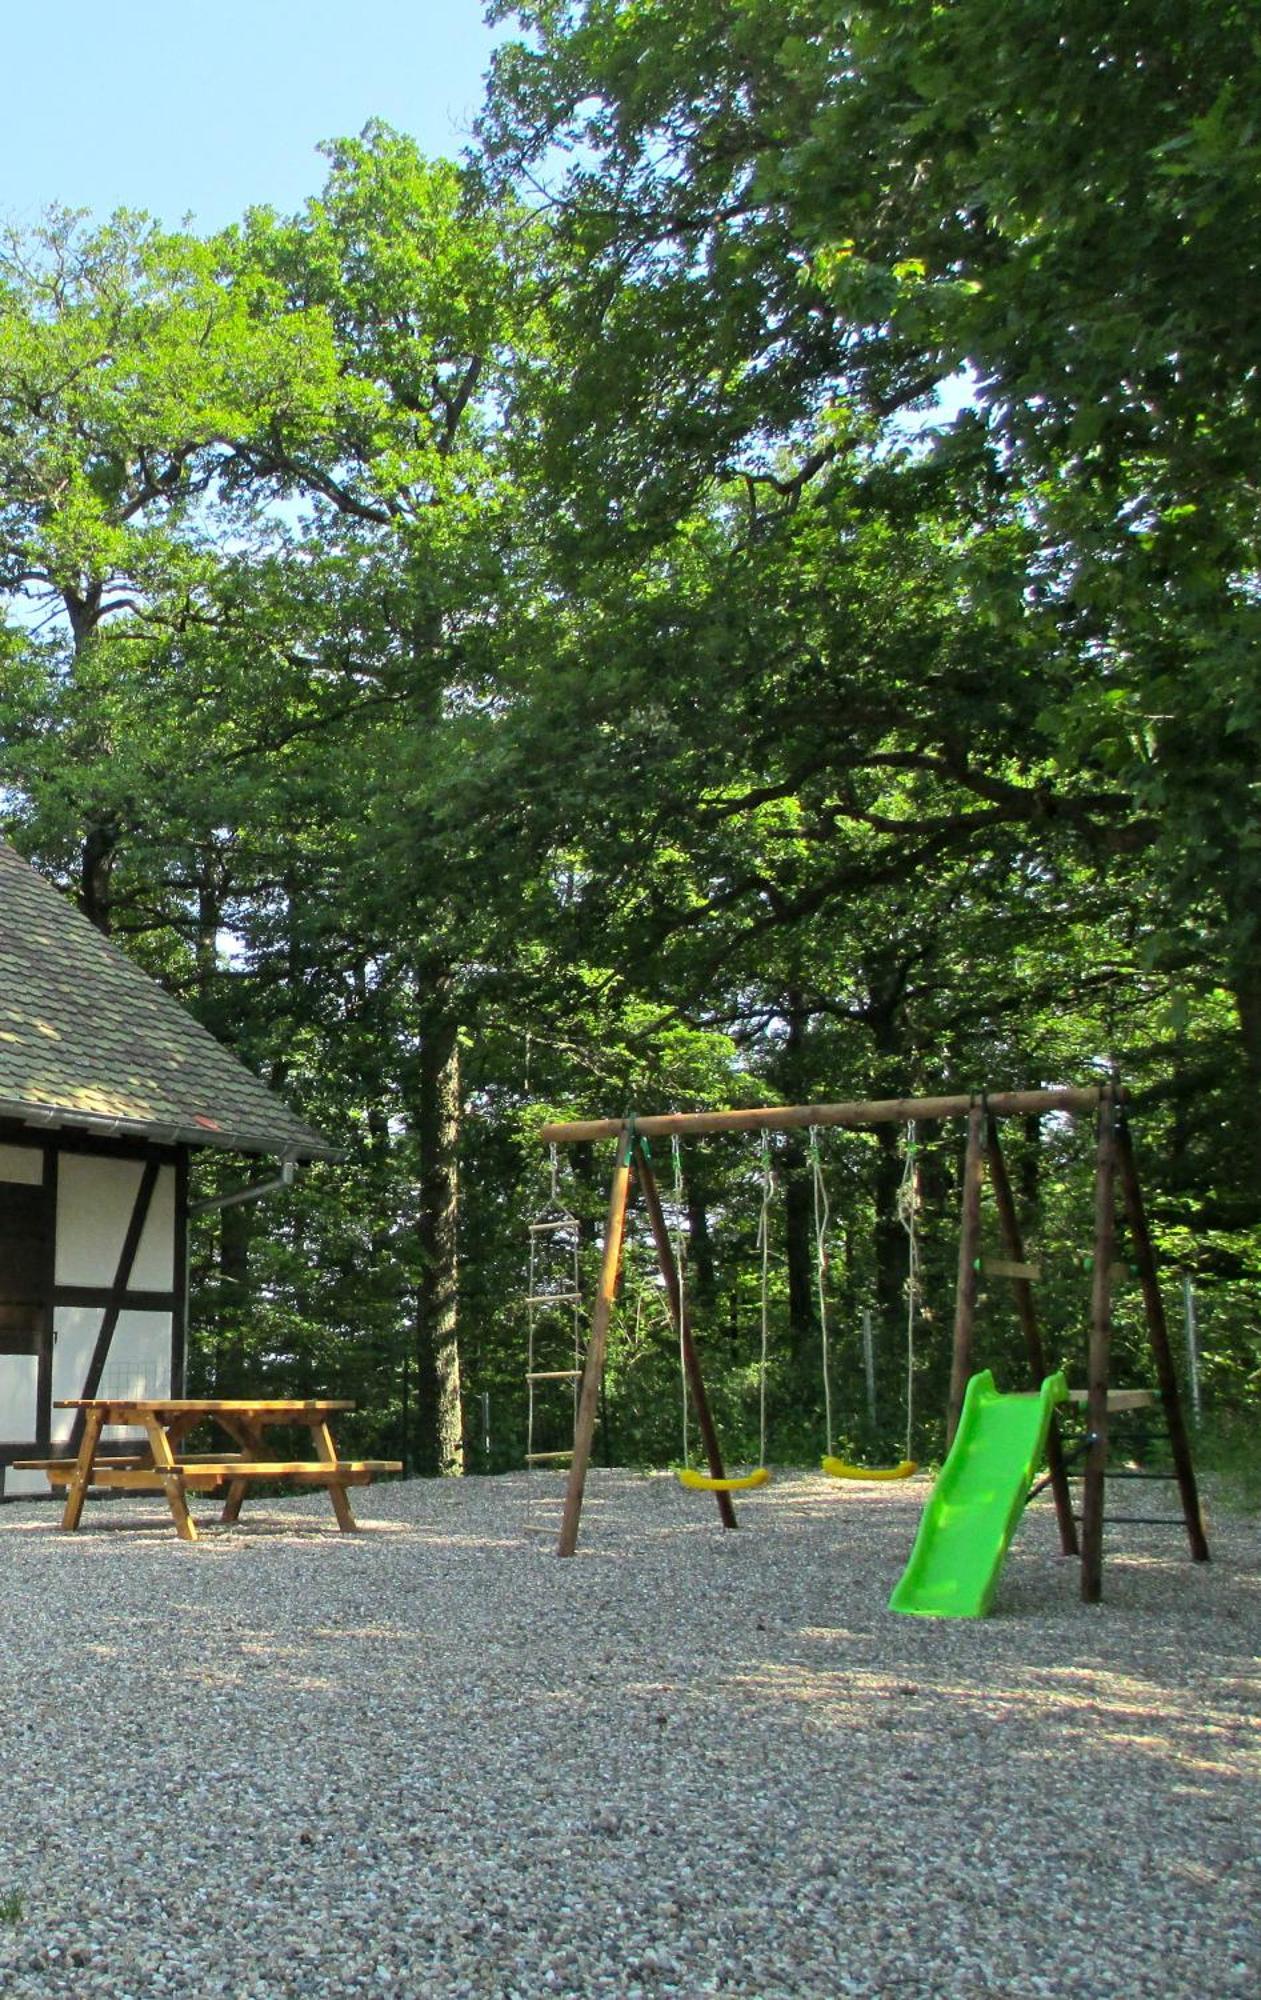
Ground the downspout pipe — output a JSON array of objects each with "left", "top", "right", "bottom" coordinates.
[
  {"left": 188, "top": 1159, "right": 298, "bottom": 1217},
  {"left": 184, "top": 1161, "right": 299, "bottom": 1394}
]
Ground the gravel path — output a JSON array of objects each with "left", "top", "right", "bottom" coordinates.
[{"left": 0, "top": 1469, "right": 1255, "bottom": 1999}]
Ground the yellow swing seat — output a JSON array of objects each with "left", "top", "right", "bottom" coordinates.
[
  {"left": 676, "top": 1465, "right": 772, "bottom": 1493},
  {"left": 822, "top": 1455, "right": 918, "bottom": 1482}
]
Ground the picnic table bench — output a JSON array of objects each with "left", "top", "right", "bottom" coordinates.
[{"left": 14, "top": 1397, "right": 401, "bottom": 1542}]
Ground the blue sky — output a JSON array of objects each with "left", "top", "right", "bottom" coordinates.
[{"left": 1, "top": 0, "right": 501, "bottom": 233}]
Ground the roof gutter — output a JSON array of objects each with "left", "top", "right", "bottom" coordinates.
[{"left": 0, "top": 1097, "right": 340, "bottom": 1163}]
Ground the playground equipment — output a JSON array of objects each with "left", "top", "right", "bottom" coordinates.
[
  {"left": 889, "top": 1369, "right": 1069, "bottom": 1617},
  {"left": 523, "top": 1147, "right": 584, "bottom": 1480},
  {"left": 538, "top": 1083, "right": 1209, "bottom": 1604}
]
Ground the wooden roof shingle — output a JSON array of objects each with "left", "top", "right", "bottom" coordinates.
[{"left": 0, "top": 844, "right": 336, "bottom": 1160}]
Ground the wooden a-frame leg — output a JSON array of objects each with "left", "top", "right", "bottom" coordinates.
[
  {"left": 216, "top": 1415, "right": 265, "bottom": 1525},
  {"left": 1081, "top": 1089, "right": 1118, "bottom": 1603},
  {"left": 987, "top": 1118, "right": 1078, "bottom": 1556},
  {"left": 637, "top": 1145, "right": 737, "bottom": 1531},
  {"left": 313, "top": 1418, "right": 357, "bottom": 1532},
  {"left": 1115, "top": 1115, "right": 1209, "bottom": 1563},
  {"left": 61, "top": 1406, "right": 106, "bottom": 1531},
  {"left": 142, "top": 1413, "right": 198, "bottom": 1542},
  {"left": 558, "top": 1123, "right": 635, "bottom": 1558}
]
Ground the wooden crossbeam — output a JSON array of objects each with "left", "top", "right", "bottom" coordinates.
[{"left": 540, "top": 1086, "right": 1112, "bottom": 1146}]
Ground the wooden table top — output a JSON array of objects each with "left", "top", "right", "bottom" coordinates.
[{"left": 56, "top": 1398, "right": 356, "bottom": 1415}]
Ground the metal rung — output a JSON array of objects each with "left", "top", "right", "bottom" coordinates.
[
  {"left": 1103, "top": 1467, "right": 1178, "bottom": 1482},
  {"left": 1072, "top": 1513, "right": 1189, "bottom": 1527},
  {"left": 526, "top": 1450, "right": 574, "bottom": 1463},
  {"left": 526, "top": 1369, "right": 582, "bottom": 1382}
]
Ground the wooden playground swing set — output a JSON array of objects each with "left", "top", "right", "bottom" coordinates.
[{"left": 538, "top": 1082, "right": 1209, "bottom": 1603}]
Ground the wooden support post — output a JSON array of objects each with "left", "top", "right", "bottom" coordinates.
[
  {"left": 946, "top": 1104, "right": 986, "bottom": 1448},
  {"left": 1114, "top": 1115, "right": 1210, "bottom": 1563},
  {"left": 60, "top": 1405, "right": 106, "bottom": 1532},
  {"left": 557, "top": 1124, "right": 635, "bottom": 1557},
  {"left": 1081, "top": 1088, "right": 1118, "bottom": 1603},
  {"left": 986, "top": 1118, "right": 1078, "bottom": 1556},
  {"left": 636, "top": 1145, "right": 737, "bottom": 1531}
]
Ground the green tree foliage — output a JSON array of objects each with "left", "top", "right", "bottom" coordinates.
[
  {"left": 482, "top": 0, "right": 1261, "bottom": 1205},
  {"left": 0, "top": 14, "right": 1255, "bottom": 1485}
]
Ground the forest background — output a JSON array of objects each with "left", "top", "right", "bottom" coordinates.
[{"left": 1, "top": 0, "right": 1257, "bottom": 1483}]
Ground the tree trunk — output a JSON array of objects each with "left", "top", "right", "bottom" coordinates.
[
  {"left": 1229, "top": 945, "right": 1261, "bottom": 1220},
  {"left": 79, "top": 820, "right": 118, "bottom": 935},
  {"left": 872, "top": 1122, "right": 906, "bottom": 1345},
  {"left": 415, "top": 1006, "right": 464, "bottom": 1475},
  {"left": 216, "top": 1200, "right": 253, "bottom": 1396},
  {"left": 684, "top": 1175, "right": 717, "bottom": 1318},
  {"left": 776, "top": 991, "right": 816, "bottom": 1370},
  {"left": 782, "top": 1134, "right": 816, "bottom": 1373},
  {"left": 1020, "top": 1112, "right": 1042, "bottom": 1215}
]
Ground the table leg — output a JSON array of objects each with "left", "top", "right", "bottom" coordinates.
[
  {"left": 312, "top": 1420, "right": 357, "bottom": 1532},
  {"left": 142, "top": 1414, "right": 198, "bottom": 1542},
  {"left": 61, "top": 1407, "right": 106, "bottom": 1531},
  {"left": 215, "top": 1416, "right": 265, "bottom": 1524}
]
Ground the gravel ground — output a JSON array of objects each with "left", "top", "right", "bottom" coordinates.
[{"left": 0, "top": 1468, "right": 1255, "bottom": 2000}]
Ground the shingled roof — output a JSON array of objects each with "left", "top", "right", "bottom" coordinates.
[{"left": 0, "top": 844, "right": 336, "bottom": 1160}]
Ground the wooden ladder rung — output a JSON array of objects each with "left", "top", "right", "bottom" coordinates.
[
  {"left": 525, "top": 1369, "right": 582, "bottom": 1382},
  {"left": 525, "top": 1450, "right": 574, "bottom": 1462},
  {"left": 525, "top": 1293, "right": 582, "bottom": 1307},
  {"left": 982, "top": 1257, "right": 1041, "bottom": 1281}
]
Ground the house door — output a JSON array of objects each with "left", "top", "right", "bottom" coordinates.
[{"left": 0, "top": 1144, "right": 53, "bottom": 1447}]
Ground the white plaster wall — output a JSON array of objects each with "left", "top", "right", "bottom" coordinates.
[
  {"left": 0, "top": 1354, "right": 39, "bottom": 1443},
  {"left": 0, "top": 1144, "right": 43, "bottom": 1186},
  {"left": 4, "top": 1464, "right": 49, "bottom": 1496},
  {"left": 55, "top": 1156, "right": 176, "bottom": 1290},
  {"left": 50, "top": 1306, "right": 173, "bottom": 1442}
]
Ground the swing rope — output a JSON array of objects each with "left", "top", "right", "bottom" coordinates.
[
  {"left": 756, "top": 1129, "right": 773, "bottom": 1471},
  {"left": 821, "top": 1120, "right": 918, "bottom": 1482},
  {"left": 811, "top": 1127, "right": 835, "bottom": 1458},
  {"left": 675, "top": 1128, "right": 773, "bottom": 1493},
  {"left": 897, "top": 1119, "right": 919, "bottom": 1466},
  {"left": 673, "top": 1134, "right": 690, "bottom": 1469}
]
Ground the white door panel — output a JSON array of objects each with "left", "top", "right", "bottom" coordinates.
[{"left": 51, "top": 1306, "right": 173, "bottom": 1442}]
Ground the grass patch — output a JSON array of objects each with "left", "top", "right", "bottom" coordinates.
[{"left": 1194, "top": 1412, "right": 1261, "bottom": 1515}]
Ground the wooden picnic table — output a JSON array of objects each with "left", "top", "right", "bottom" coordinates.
[{"left": 14, "top": 1398, "right": 401, "bottom": 1542}]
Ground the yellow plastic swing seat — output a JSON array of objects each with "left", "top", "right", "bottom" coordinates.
[
  {"left": 822, "top": 1455, "right": 918, "bottom": 1482},
  {"left": 676, "top": 1465, "right": 772, "bottom": 1493}
]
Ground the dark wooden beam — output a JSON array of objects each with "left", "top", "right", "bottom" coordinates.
[
  {"left": 986, "top": 1117, "right": 1078, "bottom": 1556},
  {"left": 1114, "top": 1114, "right": 1209, "bottom": 1563},
  {"left": 636, "top": 1143, "right": 737, "bottom": 1531},
  {"left": 1081, "top": 1090, "right": 1118, "bottom": 1604}
]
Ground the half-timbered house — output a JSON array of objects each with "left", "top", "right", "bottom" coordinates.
[{"left": 0, "top": 843, "right": 335, "bottom": 1493}]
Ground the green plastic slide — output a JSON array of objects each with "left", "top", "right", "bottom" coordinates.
[{"left": 889, "top": 1368, "right": 1069, "bottom": 1619}]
